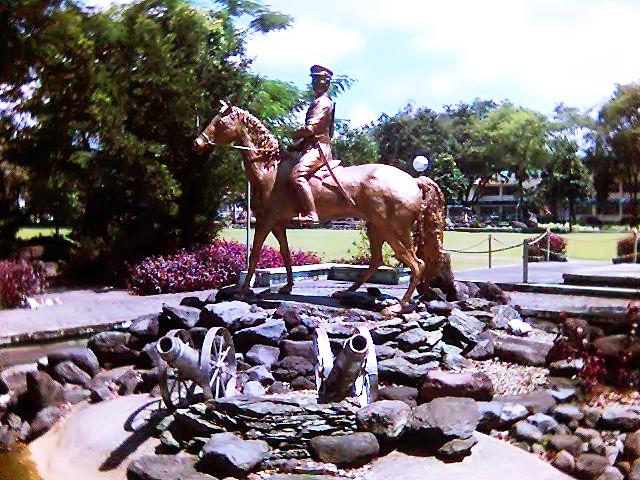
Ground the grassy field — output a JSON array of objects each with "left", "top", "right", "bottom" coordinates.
[
  {"left": 221, "top": 228, "right": 627, "bottom": 271},
  {"left": 16, "top": 226, "right": 626, "bottom": 271},
  {"left": 16, "top": 227, "right": 72, "bottom": 240}
]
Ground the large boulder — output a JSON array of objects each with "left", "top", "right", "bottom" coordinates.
[
  {"left": 378, "top": 357, "right": 438, "bottom": 387},
  {"left": 397, "top": 328, "right": 442, "bottom": 352},
  {"left": 47, "top": 347, "right": 100, "bottom": 377},
  {"left": 87, "top": 331, "right": 139, "bottom": 367},
  {"left": 200, "top": 301, "right": 254, "bottom": 330},
  {"left": 280, "top": 340, "right": 316, "bottom": 362},
  {"left": 599, "top": 404, "right": 640, "bottom": 432},
  {"left": 272, "top": 356, "right": 314, "bottom": 382},
  {"left": 128, "top": 454, "right": 214, "bottom": 480},
  {"left": 311, "top": 432, "right": 380, "bottom": 466},
  {"left": 25, "top": 370, "right": 65, "bottom": 412},
  {"left": 444, "top": 309, "right": 485, "bottom": 346},
  {"left": 234, "top": 319, "right": 287, "bottom": 350},
  {"left": 406, "top": 397, "right": 480, "bottom": 443},
  {"left": 419, "top": 370, "right": 493, "bottom": 403},
  {"left": 493, "top": 335, "right": 551, "bottom": 366},
  {"left": 129, "top": 313, "right": 161, "bottom": 339},
  {"left": 50, "top": 360, "right": 93, "bottom": 388},
  {"left": 478, "top": 282, "right": 509, "bottom": 304},
  {"left": 29, "top": 405, "right": 65, "bottom": 440},
  {"left": 245, "top": 344, "right": 280, "bottom": 369},
  {"left": 198, "top": 432, "right": 268, "bottom": 477},
  {"left": 377, "top": 386, "right": 419, "bottom": 407},
  {"left": 162, "top": 305, "right": 202, "bottom": 329},
  {"left": 356, "top": 400, "right": 411, "bottom": 441}
]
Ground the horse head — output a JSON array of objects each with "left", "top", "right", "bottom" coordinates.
[{"left": 193, "top": 100, "right": 239, "bottom": 153}]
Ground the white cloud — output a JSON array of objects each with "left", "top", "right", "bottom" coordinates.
[
  {"left": 342, "top": 104, "right": 377, "bottom": 127},
  {"left": 245, "top": 19, "right": 366, "bottom": 73}
]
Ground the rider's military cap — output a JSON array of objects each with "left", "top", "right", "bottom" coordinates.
[{"left": 310, "top": 65, "right": 333, "bottom": 79}]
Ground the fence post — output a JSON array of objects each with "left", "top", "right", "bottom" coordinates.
[
  {"left": 488, "top": 234, "right": 493, "bottom": 269},
  {"left": 546, "top": 228, "right": 551, "bottom": 262},
  {"left": 634, "top": 228, "right": 638, "bottom": 264},
  {"left": 522, "top": 240, "right": 529, "bottom": 283}
]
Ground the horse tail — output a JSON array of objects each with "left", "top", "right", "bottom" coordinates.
[{"left": 416, "top": 176, "right": 446, "bottom": 295}]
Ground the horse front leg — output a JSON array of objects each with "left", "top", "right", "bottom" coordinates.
[
  {"left": 271, "top": 226, "right": 294, "bottom": 294},
  {"left": 240, "top": 223, "right": 272, "bottom": 295}
]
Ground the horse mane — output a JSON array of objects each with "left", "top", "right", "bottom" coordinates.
[{"left": 234, "top": 107, "right": 281, "bottom": 171}]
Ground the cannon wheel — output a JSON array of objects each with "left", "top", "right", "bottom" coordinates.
[
  {"left": 200, "top": 327, "right": 237, "bottom": 400},
  {"left": 159, "top": 329, "right": 198, "bottom": 410},
  {"left": 314, "top": 328, "right": 334, "bottom": 392}
]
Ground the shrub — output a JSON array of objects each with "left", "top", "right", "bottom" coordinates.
[
  {"left": 334, "top": 226, "right": 400, "bottom": 267},
  {"left": 128, "top": 239, "right": 321, "bottom": 295},
  {"left": 0, "top": 260, "right": 46, "bottom": 308},
  {"left": 617, "top": 235, "right": 639, "bottom": 262},
  {"left": 527, "top": 231, "right": 566, "bottom": 260}
]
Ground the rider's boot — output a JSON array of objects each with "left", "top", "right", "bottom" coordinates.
[{"left": 293, "top": 179, "right": 319, "bottom": 224}]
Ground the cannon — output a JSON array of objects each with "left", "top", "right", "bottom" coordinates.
[
  {"left": 156, "top": 327, "right": 237, "bottom": 409},
  {"left": 314, "top": 326, "right": 378, "bottom": 407}
]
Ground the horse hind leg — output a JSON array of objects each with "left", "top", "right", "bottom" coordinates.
[
  {"left": 388, "top": 230, "right": 425, "bottom": 306},
  {"left": 272, "top": 225, "right": 294, "bottom": 294},
  {"left": 346, "top": 224, "right": 384, "bottom": 292}
]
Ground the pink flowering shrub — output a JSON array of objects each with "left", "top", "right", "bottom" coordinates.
[
  {"left": 528, "top": 231, "right": 567, "bottom": 260},
  {"left": 128, "top": 240, "right": 321, "bottom": 295},
  {"left": 0, "top": 260, "right": 46, "bottom": 308}
]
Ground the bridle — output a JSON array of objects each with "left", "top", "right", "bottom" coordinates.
[{"left": 197, "top": 108, "right": 277, "bottom": 155}]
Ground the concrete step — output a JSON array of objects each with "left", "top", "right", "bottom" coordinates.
[
  {"left": 500, "top": 282, "right": 640, "bottom": 299},
  {"left": 563, "top": 272, "right": 640, "bottom": 289}
]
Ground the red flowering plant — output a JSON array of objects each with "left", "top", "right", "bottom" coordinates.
[
  {"left": 0, "top": 260, "right": 46, "bottom": 308},
  {"left": 128, "top": 240, "right": 321, "bottom": 295}
]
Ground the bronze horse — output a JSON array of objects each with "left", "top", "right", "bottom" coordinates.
[{"left": 193, "top": 102, "right": 445, "bottom": 311}]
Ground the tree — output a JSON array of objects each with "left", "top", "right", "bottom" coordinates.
[
  {"left": 599, "top": 82, "right": 640, "bottom": 223},
  {"left": 425, "top": 153, "right": 464, "bottom": 203},
  {"left": 332, "top": 121, "right": 378, "bottom": 167},
  {"left": 538, "top": 136, "right": 593, "bottom": 226},
  {"left": 1, "top": 0, "right": 298, "bottom": 278}
]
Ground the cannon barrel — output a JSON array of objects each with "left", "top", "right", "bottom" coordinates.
[
  {"left": 157, "top": 335, "right": 205, "bottom": 383},
  {"left": 319, "top": 333, "right": 368, "bottom": 403}
]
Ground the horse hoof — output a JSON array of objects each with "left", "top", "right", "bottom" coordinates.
[
  {"left": 380, "top": 303, "right": 404, "bottom": 318},
  {"left": 278, "top": 284, "right": 293, "bottom": 294}
]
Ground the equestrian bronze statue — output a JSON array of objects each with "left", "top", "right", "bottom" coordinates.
[{"left": 193, "top": 68, "right": 445, "bottom": 312}]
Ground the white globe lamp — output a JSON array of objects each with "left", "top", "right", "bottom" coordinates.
[{"left": 413, "top": 155, "right": 430, "bottom": 172}]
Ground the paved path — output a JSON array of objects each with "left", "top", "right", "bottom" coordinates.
[{"left": 455, "top": 260, "right": 605, "bottom": 285}]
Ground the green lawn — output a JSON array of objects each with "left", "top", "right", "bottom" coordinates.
[
  {"left": 16, "top": 227, "right": 72, "bottom": 240},
  {"left": 221, "top": 228, "right": 628, "bottom": 271}
]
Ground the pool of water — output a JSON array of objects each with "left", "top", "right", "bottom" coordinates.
[{"left": 0, "top": 447, "right": 41, "bottom": 480}]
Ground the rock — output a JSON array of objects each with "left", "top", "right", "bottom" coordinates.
[
  {"left": 631, "top": 459, "right": 640, "bottom": 480},
  {"left": 246, "top": 344, "right": 280, "bottom": 368},
  {"left": 289, "top": 325, "right": 310, "bottom": 340},
  {"left": 128, "top": 453, "right": 214, "bottom": 480},
  {"left": 490, "top": 305, "right": 522, "bottom": 329},
  {"left": 87, "top": 331, "right": 139, "bottom": 366},
  {"left": 507, "top": 318, "right": 533, "bottom": 336},
  {"left": 243, "top": 380, "right": 266, "bottom": 397},
  {"left": 129, "top": 313, "right": 161, "bottom": 339},
  {"left": 575, "top": 427, "right": 601, "bottom": 442},
  {"left": 527, "top": 412, "right": 559, "bottom": 434},
  {"left": 553, "top": 449, "right": 576, "bottom": 473},
  {"left": 267, "top": 381, "right": 290, "bottom": 394},
  {"left": 115, "top": 369, "right": 142, "bottom": 395},
  {"left": 397, "top": 328, "right": 442, "bottom": 351},
  {"left": 493, "top": 335, "right": 551, "bottom": 366},
  {"left": 452, "top": 281, "right": 470, "bottom": 301},
  {"left": 593, "top": 335, "right": 629, "bottom": 360},
  {"left": 598, "top": 466, "right": 624, "bottom": 480},
  {"left": 0, "top": 425, "right": 16, "bottom": 453},
  {"left": 511, "top": 421, "right": 543, "bottom": 443},
  {"left": 274, "top": 303, "right": 304, "bottom": 329},
  {"left": 50, "top": 360, "right": 93, "bottom": 388},
  {"left": 466, "top": 332, "right": 495, "bottom": 360},
  {"left": 310, "top": 432, "right": 379, "bottom": 466},
  {"left": 198, "top": 432, "right": 269, "bottom": 477},
  {"left": 25, "top": 370, "right": 65, "bottom": 411},
  {"left": 582, "top": 406, "right": 603, "bottom": 428},
  {"left": 234, "top": 319, "right": 287, "bottom": 350},
  {"left": 418, "top": 314, "right": 447, "bottom": 331},
  {"left": 548, "top": 434, "right": 583, "bottom": 457},
  {"left": 407, "top": 397, "right": 480, "bottom": 442},
  {"left": 29, "top": 405, "right": 65, "bottom": 439},
  {"left": 89, "top": 384, "right": 114, "bottom": 403},
  {"left": 200, "top": 301, "right": 253, "bottom": 330},
  {"left": 3, "top": 412, "right": 30, "bottom": 441},
  {"left": 426, "top": 300, "right": 454, "bottom": 316},
  {"left": 576, "top": 454, "right": 609, "bottom": 480},
  {"left": 63, "top": 385, "right": 91, "bottom": 404},
  {"left": 419, "top": 370, "right": 493, "bottom": 403},
  {"left": 138, "top": 341, "right": 162, "bottom": 369},
  {"left": 477, "top": 401, "right": 529, "bottom": 431},
  {"left": 548, "top": 386, "right": 577, "bottom": 403},
  {"left": 47, "top": 347, "right": 100, "bottom": 377},
  {"left": 246, "top": 365, "right": 274, "bottom": 386},
  {"left": 600, "top": 404, "right": 640, "bottom": 432},
  {"left": 356, "top": 400, "right": 411, "bottom": 441},
  {"left": 331, "top": 291, "right": 379, "bottom": 310},
  {"left": 180, "top": 296, "right": 206, "bottom": 309},
  {"left": 549, "top": 358, "right": 584, "bottom": 377},
  {"left": 401, "top": 350, "right": 440, "bottom": 365},
  {"left": 478, "top": 282, "right": 509, "bottom": 304},
  {"left": 162, "top": 305, "right": 202, "bottom": 329},
  {"left": 375, "top": 344, "right": 397, "bottom": 361},
  {"left": 290, "top": 377, "right": 316, "bottom": 391},
  {"left": 495, "top": 390, "right": 556, "bottom": 414},
  {"left": 280, "top": 340, "right": 316, "bottom": 363},
  {"left": 436, "top": 435, "right": 478, "bottom": 462},
  {"left": 377, "top": 386, "right": 418, "bottom": 407},
  {"left": 554, "top": 404, "right": 584, "bottom": 423},
  {"left": 444, "top": 309, "right": 485, "bottom": 345},
  {"left": 272, "top": 356, "right": 314, "bottom": 382},
  {"left": 624, "top": 430, "right": 640, "bottom": 459},
  {"left": 378, "top": 356, "right": 437, "bottom": 387}
]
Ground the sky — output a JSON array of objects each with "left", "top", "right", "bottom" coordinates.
[{"left": 85, "top": 0, "right": 640, "bottom": 126}]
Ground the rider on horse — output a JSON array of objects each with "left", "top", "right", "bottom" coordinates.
[{"left": 289, "top": 65, "right": 335, "bottom": 224}]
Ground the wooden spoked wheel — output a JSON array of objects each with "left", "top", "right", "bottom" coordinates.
[{"left": 200, "top": 327, "right": 237, "bottom": 401}]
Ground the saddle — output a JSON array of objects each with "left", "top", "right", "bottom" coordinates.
[{"left": 312, "top": 159, "right": 343, "bottom": 188}]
